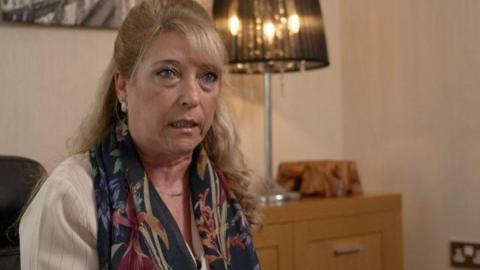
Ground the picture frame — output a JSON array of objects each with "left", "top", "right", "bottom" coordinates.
[
  {"left": 1, "top": 0, "right": 139, "bottom": 29},
  {"left": 0, "top": 0, "right": 212, "bottom": 29}
]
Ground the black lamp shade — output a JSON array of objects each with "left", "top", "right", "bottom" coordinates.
[{"left": 213, "top": 0, "right": 329, "bottom": 73}]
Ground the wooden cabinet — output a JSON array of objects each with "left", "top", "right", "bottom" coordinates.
[{"left": 252, "top": 194, "right": 403, "bottom": 270}]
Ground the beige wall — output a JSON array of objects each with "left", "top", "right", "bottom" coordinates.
[
  {"left": 0, "top": 25, "right": 116, "bottom": 169},
  {"left": 0, "top": 0, "right": 342, "bottom": 181},
  {"left": 340, "top": 0, "right": 480, "bottom": 269}
]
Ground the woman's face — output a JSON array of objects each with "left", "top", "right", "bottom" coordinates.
[{"left": 115, "top": 31, "right": 221, "bottom": 159}]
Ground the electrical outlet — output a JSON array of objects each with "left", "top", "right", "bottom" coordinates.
[{"left": 451, "top": 241, "right": 480, "bottom": 269}]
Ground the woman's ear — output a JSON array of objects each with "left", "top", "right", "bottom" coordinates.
[{"left": 114, "top": 71, "right": 128, "bottom": 102}]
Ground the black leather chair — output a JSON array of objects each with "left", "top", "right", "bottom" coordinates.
[{"left": 0, "top": 156, "right": 46, "bottom": 270}]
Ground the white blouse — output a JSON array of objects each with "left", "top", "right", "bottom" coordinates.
[{"left": 20, "top": 153, "right": 209, "bottom": 270}]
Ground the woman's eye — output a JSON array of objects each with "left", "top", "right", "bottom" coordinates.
[
  {"left": 202, "top": 72, "right": 218, "bottom": 83},
  {"left": 157, "top": 68, "right": 178, "bottom": 79}
]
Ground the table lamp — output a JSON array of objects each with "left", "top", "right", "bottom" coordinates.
[{"left": 213, "top": 0, "right": 329, "bottom": 203}]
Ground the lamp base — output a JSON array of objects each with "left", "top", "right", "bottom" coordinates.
[{"left": 259, "top": 190, "right": 301, "bottom": 205}]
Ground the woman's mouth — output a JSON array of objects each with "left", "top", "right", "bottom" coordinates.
[{"left": 169, "top": 120, "right": 198, "bottom": 129}]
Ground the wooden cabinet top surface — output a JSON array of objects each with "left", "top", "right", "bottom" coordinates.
[{"left": 259, "top": 194, "right": 402, "bottom": 224}]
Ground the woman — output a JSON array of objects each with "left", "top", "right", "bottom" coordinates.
[{"left": 19, "top": 0, "right": 260, "bottom": 269}]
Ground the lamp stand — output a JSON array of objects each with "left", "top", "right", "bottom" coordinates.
[
  {"left": 259, "top": 71, "right": 300, "bottom": 205},
  {"left": 264, "top": 71, "right": 273, "bottom": 189}
]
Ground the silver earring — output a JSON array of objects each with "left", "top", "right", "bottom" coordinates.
[{"left": 121, "top": 101, "right": 128, "bottom": 113}]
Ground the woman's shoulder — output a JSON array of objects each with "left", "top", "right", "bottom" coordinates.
[
  {"left": 21, "top": 152, "right": 97, "bottom": 235},
  {"left": 23, "top": 153, "right": 96, "bottom": 221},
  {"left": 46, "top": 153, "right": 94, "bottom": 194},
  {"left": 50, "top": 153, "right": 93, "bottom": 180}
]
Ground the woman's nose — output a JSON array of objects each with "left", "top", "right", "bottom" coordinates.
[{"left": 179, "top": 77, "right": 200, "bottom": 108}]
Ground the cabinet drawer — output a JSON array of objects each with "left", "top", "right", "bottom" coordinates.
[
  {"left": 253, "top": 223, "right": 293, "bottom": 270},
  {"left": 307, "top": 233, "right": 382, "bottom": 270},
  {"left": 294, "top": 211, "right": 396, "bottom": 270}
]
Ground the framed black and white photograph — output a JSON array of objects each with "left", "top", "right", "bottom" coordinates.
[
  {"left": 0, "top": 0, "right": 212, "bottom": 28},
  {"left": 0, "top": 0, "right": 138, "bottom": 28}
]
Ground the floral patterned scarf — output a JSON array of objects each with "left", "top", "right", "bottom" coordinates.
[{"left": 90, "top": 119, "right": 260, "bottom": 270}]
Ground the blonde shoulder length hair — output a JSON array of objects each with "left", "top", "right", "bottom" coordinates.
[{"left": 70, "top": 0, "right": 261, "bottom": 226}]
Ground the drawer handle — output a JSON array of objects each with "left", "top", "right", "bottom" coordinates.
[{"left": 334, "top": 245, "right": 363, "bottom": 256}]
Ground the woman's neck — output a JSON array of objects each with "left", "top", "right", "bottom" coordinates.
[
  {"left": 138, "top": 149, "right": 194, "bottom": 248},
  {"left": 138, "top": 149, "right": 193, "bottom": 190}
]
